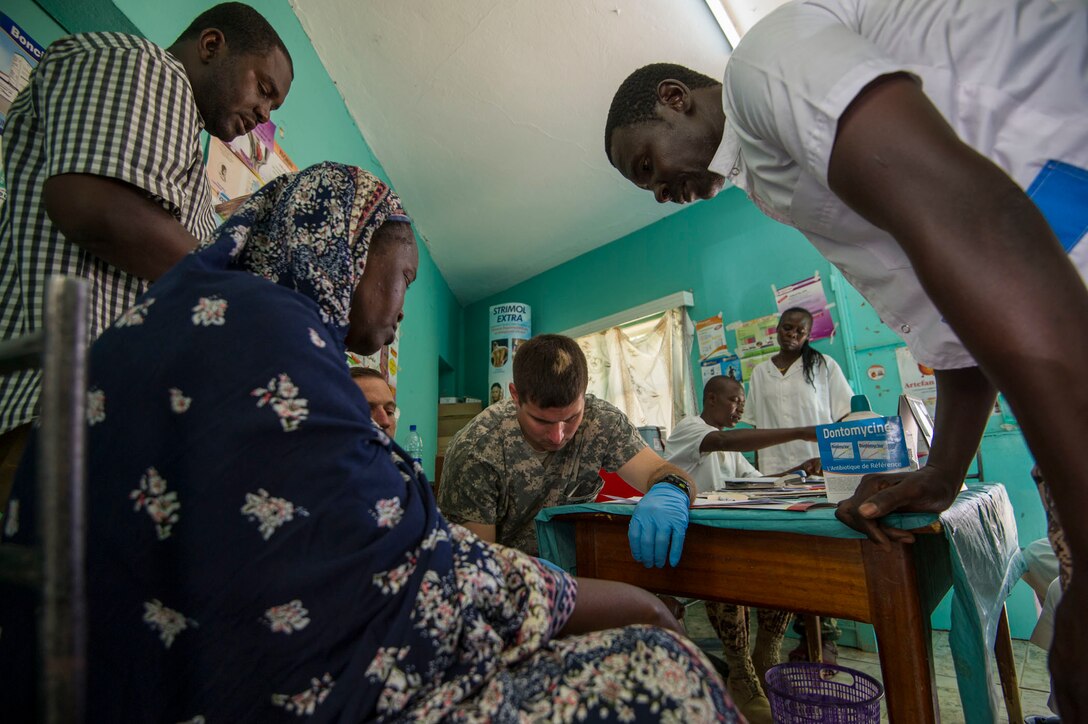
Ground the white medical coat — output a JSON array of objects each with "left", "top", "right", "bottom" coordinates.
[
  {"left": 711, "top": 0, "right": 1088, "bottom": 369},
  {"left": 741, "top": 356, "right": 853, "bottom": 474}
]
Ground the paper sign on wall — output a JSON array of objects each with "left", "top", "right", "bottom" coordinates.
[
  {"left": 260, "top": 141, "right": 299, "bottom": 182},
  {"left": 346, "top": 327, "right": 400, "bottom": 399},
  {"left": 488, "top": 303, "right": 531, "bottom": 406},
  {"left": 700, "top": 355, "right": 742, "bottom": 388},
  {"left": 731, "top": 314, "right": 780, "bottom": 358},
  {"left": 227, "top": 120, "right": 277, "bottom": 177},
  {"left": 895, "top": 346, "right": 938, "bottom": 421},
  {"left": 895, "top": 345, "right": 1004, "bottom": 425},
  {"left": 0, "top": 11, "right": 43, "bottom": 134},
  {"left": 207, "top": 137, "right": 262, "bottom": 208},
  {"left": 695, "top": 313, "right": 729, "bottom": 360},
  {"left": 773, "top": 273, "right": 835, "bottom": 341},
  {"left": 0, "top": 11, "right": 44, "bottom": 204}
]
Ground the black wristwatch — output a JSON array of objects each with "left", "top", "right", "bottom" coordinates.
[{"left": 655, "top": 473, "right": 692, "bottom": 498}]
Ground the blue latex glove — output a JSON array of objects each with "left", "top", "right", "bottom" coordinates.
[{"left": 628, "top": 483, "right": 690, "bottom": 568}]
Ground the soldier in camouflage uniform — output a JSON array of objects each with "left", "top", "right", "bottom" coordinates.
[{"left": 438, "top": 334, "right": 695, "bottom": 558}]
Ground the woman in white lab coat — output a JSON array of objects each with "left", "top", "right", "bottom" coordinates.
[{"left": 743, "top": 307, "right": 854, "bottom": 473}]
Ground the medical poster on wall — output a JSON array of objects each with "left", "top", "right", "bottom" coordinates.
[
  {"left": 695, "top": 313, "right": 729, "bottom": 360},
  {"left": 895, "top": 346, "right": 938, "bottom": 421},
  {"left": 0, "top": 11, "right": 42, "bottom": 133},
  {"left": 773, "top": 272, "right": 835, "bottom": 341},
  {"left": 206, "top": 136, "right": 262, "bottom": 208},
  {"left": 207, "top": 125, "right": 299, "bottom": 220},
  {"left": 897, "top": 345, "right": 1007, "bottom": 428},
  {"left": 727, "top": 313, "right": 779, "bottom": 388},
  {"left": 488, "top": 303, "right": 531, "bottom": 406},
  {"left": 347, "top": 328, "right": 400, "bottom": 398},
  {"left": 260, "top": 140, "right": 298, "bottom": 181},
  {"left": 227, "top": 120, "right": 277, "bottom": 176},
  {"left": 0, "top": 11, "right": 44, "bottom": 204},
  {"left": 700, "top": 355, "right": 742, "bottom": 388},
  {"left": 732, "top": 314, "right": 780, "bottom": 358}
]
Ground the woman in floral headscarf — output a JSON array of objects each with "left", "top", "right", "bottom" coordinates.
[{"left": 1, "top": 163, "right": 737, "bottom": 722}]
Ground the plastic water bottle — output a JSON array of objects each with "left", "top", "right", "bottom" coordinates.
[{"left": 405, "top": 424, "right": 425, "bottom": 469}]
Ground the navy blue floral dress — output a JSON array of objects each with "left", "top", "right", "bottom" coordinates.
[{"left": 1, "top": 164, "right": 736, "bottom": 722}]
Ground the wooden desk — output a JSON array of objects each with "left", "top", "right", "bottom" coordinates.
[{"left": 558, "top": 512, "right": 1021, "bottom": 724}]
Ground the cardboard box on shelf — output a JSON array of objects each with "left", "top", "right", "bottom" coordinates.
[
  {"left": 439, "top": 402, "right": 482, "bottom": 418},
  {"left": 436, "top": 400, "right": 481, "bottom": 448},
  {"left": 438, "top": 416, "right": 476, "bottom": 437}
]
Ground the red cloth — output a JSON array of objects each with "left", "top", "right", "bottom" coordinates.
[{"left": 595, "top": 469, "right": 642, "bottom": 501}]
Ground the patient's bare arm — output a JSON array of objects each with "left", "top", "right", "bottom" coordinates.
[{"left": 557, "top": 577, "right": 683, "bottom": 637}]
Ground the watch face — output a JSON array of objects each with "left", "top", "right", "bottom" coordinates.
[{"left": 660, "top": 474, "right": 690, "bottom": 491}]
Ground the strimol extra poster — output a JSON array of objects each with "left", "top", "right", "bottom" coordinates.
[{"left": 488, "top": 303, "right": 531, "bottom": 406}]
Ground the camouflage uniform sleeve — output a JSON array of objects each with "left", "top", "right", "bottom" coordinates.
[
  {"left": 591, "top": 398, "right": 648, "bottom": 471},
  {"left": 437, "top": 436, "right": 501, "bottom": 526}
]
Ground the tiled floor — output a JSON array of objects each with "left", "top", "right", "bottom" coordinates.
[{"left": 684, "top": 602, "right": 1055, "bottom": 723}]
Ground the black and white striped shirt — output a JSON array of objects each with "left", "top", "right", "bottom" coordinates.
[{"left": 0, "top": 32, "right": 218, "bottom": 434}]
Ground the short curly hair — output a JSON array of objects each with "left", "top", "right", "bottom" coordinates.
[
  {"left": 604, "top": 63, "right": 719, "bottom": 164},
  {"left": 513, "top": 335, "right": 588, "bottom": 408},
  {"left": 176, "top": 2, "right": 293, "bottom": 77}
]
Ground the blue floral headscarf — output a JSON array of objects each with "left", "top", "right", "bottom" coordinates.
[{"left": 213, "top": 162, "right": 410, "bottom": 338}]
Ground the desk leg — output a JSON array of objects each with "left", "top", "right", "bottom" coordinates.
[
  {"left": 804, "top": 615, "right": 824, "bottom": 663},
  {"left": 995, "top": 604, "right": 1023, "bottom": 723},
  {"left": 863, "top": 542, "right": 939, "bottom": 723}
]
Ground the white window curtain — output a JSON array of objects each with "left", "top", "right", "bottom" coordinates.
[{"left": 575, "top": 308, "right": 696, "bottom": 437}]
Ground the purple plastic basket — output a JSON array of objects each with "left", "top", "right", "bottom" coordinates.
[{"left": 764, "top": 662, "right": 884, "bottom": 723}]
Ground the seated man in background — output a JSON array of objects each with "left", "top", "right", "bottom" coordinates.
[
  {"left": 664, "top": 374, "right": 818, "bottom": 722},
  {"left": 349, "top": 365, "right": 398, "bottom": 438},
  {"left": 666, "top": 375, "right": 819, "bottom": 489},
  {"left": 439, "top": 333, "right": 695, "bottom": 568}
]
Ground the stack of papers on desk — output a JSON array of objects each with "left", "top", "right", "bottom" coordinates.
[
  {"left": 722, "top": 474, "right": 824, "bottom": 489},
  {"left": 599, "top": 490, "right": 835, "bottom": 512},
  {"left": 696, "top": 491, "right": 835, "bottom": 511}
]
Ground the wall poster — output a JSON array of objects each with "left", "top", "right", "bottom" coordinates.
[{"left": 488, "top": 303, "right": 531, "bottom": 406}]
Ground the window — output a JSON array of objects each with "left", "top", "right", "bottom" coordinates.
[{"left": 573, "top": 306, "right": 696, "bottom": 438}]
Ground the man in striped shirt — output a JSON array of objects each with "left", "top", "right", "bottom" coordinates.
[{"left": 0, "top": 2, "right": 293, "bottom": 499}]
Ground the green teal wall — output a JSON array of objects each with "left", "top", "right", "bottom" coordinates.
[
  {"left": 463, "top": 188, "right": 1043, "bottom": 638},
  {"left": 20, "top": 0, "right": 463, "bottom": 478},
  {"left": 464, "top": 188, "right": 851, "bottom": 397}
]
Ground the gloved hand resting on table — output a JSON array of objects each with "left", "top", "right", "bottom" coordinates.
[{"left": 629, "top": 483, "right": 690, "bottom": 568}]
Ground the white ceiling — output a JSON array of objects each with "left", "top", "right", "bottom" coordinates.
[{"left": 291, "top": 0, "right": 732, "bottom": 305}]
